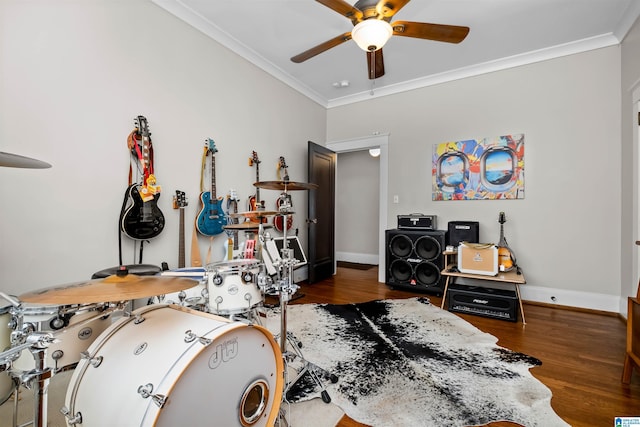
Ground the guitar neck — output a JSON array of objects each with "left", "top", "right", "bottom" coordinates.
[
  {"left": 178, "top": 209, "right": 185, "bottom": 268},
  {"left": 210, "top": 155, "right": 217, "bottom": 200},
  {"left": 255, "top": 163, "right": 260, "bottom": 202}
]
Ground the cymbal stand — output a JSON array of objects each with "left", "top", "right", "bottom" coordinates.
[{"left": 273, "top": 188, "right": 335, "bottom": 417}]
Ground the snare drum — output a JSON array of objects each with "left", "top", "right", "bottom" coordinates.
[
  {"left": 12, "top": 304, "right": 112, "bottom": 372},
  {"left": 63, "top": 304, "right": 283, "bottom": 427},
  {"left": 0, "top": 300, "right": 14, "bottom": 404},
  {"left": 207, "top": 259, "right": 263, "bottom": 315}
]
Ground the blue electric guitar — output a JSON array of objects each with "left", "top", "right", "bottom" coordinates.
[{"left": 196, "top": 139, "right": 225, "bottom": 236}]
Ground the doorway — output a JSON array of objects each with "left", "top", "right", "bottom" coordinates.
[{"left": 326, "top": 134, "right": 389, "bottom": 283}]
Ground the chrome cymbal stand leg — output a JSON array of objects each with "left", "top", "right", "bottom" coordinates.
[{"left": 275, "top": 202, "right": 336, "bottom": 406}]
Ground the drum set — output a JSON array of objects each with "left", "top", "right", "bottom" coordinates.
[{"left": 0, "top": 178, "right": 334, "bottom": 427}]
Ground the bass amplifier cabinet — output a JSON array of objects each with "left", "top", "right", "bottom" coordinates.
[
  {"left": 447, "top": 221, "right": 480, "bottom": 247},
  {"left": 385, "top": 229, "right": 446, "bottom": 295},
  {"left": 447, "top": 284, "right": 518, "bottom": 322}
]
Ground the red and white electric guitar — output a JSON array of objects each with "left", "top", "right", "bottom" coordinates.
[
  {"left": 247, "top": 151, "right": 266, "bottom": 223},
  {"left": 274, "top": 156, "right": 293, "bottom": 232}
]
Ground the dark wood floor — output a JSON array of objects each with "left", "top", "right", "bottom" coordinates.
[{"left": 287, "top": 265, "right": 640, "bottom": 427}]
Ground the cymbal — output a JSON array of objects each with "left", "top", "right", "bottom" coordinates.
[
  {"left": 230, "top": 210, "right": 279, "bottom": 219},
  {"left": 224, "top": 222, "right": 273, "bottom": 230},
  {"left": 254, "top": 180, "right": 318, "bottom": 191},
  {"left": 18, "top": 274, "right": 198, "bottom": 305},
  {"left": 0, "top": 151, "right": 51, "bottom": 169}
]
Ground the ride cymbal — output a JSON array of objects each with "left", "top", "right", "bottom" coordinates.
[
  {"left": 18, "top": 274, "right": 198, "bottom": 305},
  {"left": 223, "top": 222, "right": 273, "bottom": 230},
  {"left": 254, "top": 181, "right": 318, "bottom": 191},
  {"left": 0, "top": 152, "right": 51, "bottom": 169},
  {"left": 230, "top": 210, "right": 279, "bottom": 219}
]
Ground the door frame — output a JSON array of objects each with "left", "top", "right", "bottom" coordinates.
[{"left": 326, "top": 133, "right": 389, "bottom": 283}]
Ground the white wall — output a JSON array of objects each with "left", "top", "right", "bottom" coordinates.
[
  {"left": 0, "top": 1, "right": 326, "bottom": 297},
  {"left": 335, "top": 150, "right": 380, "bottom": 264},
  {"left": 327, "top": 47, "right": 623, "bottom": 312},
  {"left": 621, "top": 14, "right": 640, "bottom": 310}
]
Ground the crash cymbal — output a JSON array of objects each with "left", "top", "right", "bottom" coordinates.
[
  {"left": 0, "top": 151, "right": 51, "bottom": 169},
  {"left": 254, "top": 180, "right": 318, "bottom": 191},
  {"left": 230, "top": 210, "right": 280, "bottom": 219},
  {"left": 18, "top": 274, "right": 198, "bottom": 305},
  {"left": 223, "top": 222, "right": 273, "bottom": 230}
]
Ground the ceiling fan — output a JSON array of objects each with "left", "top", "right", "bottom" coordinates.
[{"left": 291, "top": 0, "right": 469, "bottom": 80}]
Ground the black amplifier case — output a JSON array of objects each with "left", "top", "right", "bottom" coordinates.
[
  {"left": 447, "top": 284, "right": 518, "bottom": 322},
  {"left": 397, "top": 214, "right": 437, "bottom": 230},
  {"left": 385, "top": 229, "right": 445, "bottom": 295},
  {"left": 447, "top": 221, "right": 480, "bottom": 247}
]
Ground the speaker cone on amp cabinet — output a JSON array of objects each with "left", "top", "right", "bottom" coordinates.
[
  {"left": 385, "top": 229, "right": 446, "bottom": 295},
  {"left": 414, "top": 235, "right": 441, "bottom": 261},
  {"left": 389, "top": 234, "right": 413, "bottom": 258}
]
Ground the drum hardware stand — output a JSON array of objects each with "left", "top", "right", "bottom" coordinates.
[
  {"left": 270, "top": 196, "right": 337, "bottom": 427},
  {"left": 1, "top": 331, "right": 56, "bottom": 427}
]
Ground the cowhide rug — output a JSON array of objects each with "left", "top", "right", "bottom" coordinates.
[{"left": 267, "top": 297, "right": 569, "bottom": 427}]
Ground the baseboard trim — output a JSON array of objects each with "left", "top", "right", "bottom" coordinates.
[{"left": 336, "top": 251, "right": 379, "bottom": 265}]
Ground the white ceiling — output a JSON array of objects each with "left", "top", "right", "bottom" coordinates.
[{"left": 152, "top": 0, "right": 640, "bottom": 108}]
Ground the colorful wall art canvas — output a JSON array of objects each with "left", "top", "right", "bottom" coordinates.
[{"left": 432, "top": 134, "right": 524, "bottom": 200}]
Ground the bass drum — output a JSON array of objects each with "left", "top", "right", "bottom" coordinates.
[
  {"left": 63, "top": 304, "right": 283, "bottom": 427},
  {"left": 207, "top": 259, "right": 263, "bottom": 315},
  {"left": 0, "top": 300, "right": 14, "bottom": 405},
  {"left": 11, "top": 304, "right": 113, "bottom": 373}
]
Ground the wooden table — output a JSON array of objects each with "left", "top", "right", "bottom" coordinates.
[{"left": 440, "top": 265, "right": 527, "bottom": 324}]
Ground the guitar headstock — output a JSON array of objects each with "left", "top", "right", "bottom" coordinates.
[
  {"left": 173, "top": 190, "right": 188, "bottom": 209},
  {"left": 249, "top": 151, "right": 260, "bottom": 166},
  {"left": 498, "top": 211, "right": 506, "bottom": 224},
  {"left": 135, "top": 116, "right": 150, "bottom": 138},
  {"left": 205, "top": 138, "right": 218, "bottom": 155},
  {"left": 278, "top": 156, "right": 290, "bottom": 181}
]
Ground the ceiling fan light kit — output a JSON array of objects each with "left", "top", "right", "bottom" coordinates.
[
  {"left": 351, "top": 19, "right": 393, "bottom": 51},
  {"left": 291, "top": 0, "right": 469, "bottom": 80}
]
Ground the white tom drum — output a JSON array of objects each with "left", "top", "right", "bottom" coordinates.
[
  {"left": 12, "top": 304, "right": 113, "bottom": 373},
  {"left": 63, "top": 304, "right": 283, "bottom": 427},
  {"left": 207, "top": 259, "right": 263, "bottom": 315},
  {"left": 0, "top": 300, "right": 14, "bottom": 404},
  {"left": 149, "top": 268, "right": 208, "bottom": 311}
]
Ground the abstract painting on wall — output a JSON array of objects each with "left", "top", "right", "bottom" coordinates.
[{"left": 432, "top": 134, "right": 524, "bottom": 200}]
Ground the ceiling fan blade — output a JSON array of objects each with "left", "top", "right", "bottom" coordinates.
[
  {"left": 366, "top": 49, "right": 385, "bottom": 79},
  {"left": 376, "top": 0, "right": 411, "bottom": 18},
  {"left": 391, "top": 21, "right": 469, "bottom": 43},
  {"left": 291, "top": 32, "right": 352, "bottom": 63},
  {"left": 316, "top": 0, "right": 363, "bottom": 22}
]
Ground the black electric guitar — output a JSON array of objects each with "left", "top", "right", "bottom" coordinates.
[
  {"left": 173, "top": 190, "right": 187, "bottom": 268},
  {"left": 196, "top": 138, "right": 226, "bottom": 236},
  {"left": 497, "top": 211, "right": 517, "bottom": 272},
  {"left": 274, "top": 156, "right": 293, "bottom": 232},
  {"left": 121, "top": 116, "right": 165, "bottom": 240}
]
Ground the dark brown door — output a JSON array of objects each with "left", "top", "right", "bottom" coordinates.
[{"left": 307, "top": 141, "right": 336, "bottom": 283}]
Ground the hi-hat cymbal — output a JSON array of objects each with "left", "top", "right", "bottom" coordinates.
[
  {"left": 223, "top": 222, "right": 273, "bottom": 230},
  {"left": 0, "top": 152, "right": 51, "bottom": 169},
  {"left": 254, "top": 181, "right": 318, "bottom": 191},
  {"left": 18, "top": 274, "right": 198, "bottom": 305},
  {"left": 230, "top": 210, "right": 280, "bottom": 219}
]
